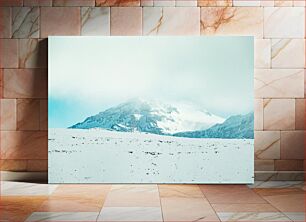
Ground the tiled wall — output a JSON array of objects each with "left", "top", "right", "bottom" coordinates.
[{"left": 0, "top": 0, "right": 305, "bottom": 180}]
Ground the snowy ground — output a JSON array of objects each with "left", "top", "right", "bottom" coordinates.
[{"left": 48, "top": 128, "right": 254, "bottom": 183}]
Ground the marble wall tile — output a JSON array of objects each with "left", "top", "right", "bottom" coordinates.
[
  {"left": 263, "top": 99, "right": 295, "bottom": 130},
  {"left": 96, "top": 0, "right": 140, "bottom": 6},
  {"left": 274, "top": 0, "right": 293, "bottom": 6},
  {"left": 260, "top": 0, "right": 274, "bottom": 6},
  {"left": 200, "top": 7, "right": 263, "bottom": 37},
  {"left": 233, "top": 0, "right": 260, "bottom": 6},
  {"left": 295, "top": 99, "right": 305, "bottom": 130},
  {"left": 154, "top": 0, "right": 175, "bottom": 6},
  {"left": 0, "top": 0, "right": 22, "bottom": 6},
  {"left": 41, "top": 7, "right": 80, "bottom": 38},
  {"left": 272, "top": 39, "right": 305, "bottom": 68},
  {"left": 0, "top": 99, "right": 16, "bottom": 131},
  {"left": 3, "top": 69, "right": 47, "bottom": 99},
  {"left": 264, "top": 7, "right": 305, "bottom": 38},
  {"left": 254, "top": 131, "right": 280, "bottom": 160},
  {"left": 254, "top": 39, "right": 271, "bottom": 68},
  {"left": 293, "top": 0, "right": 305, "bottom": 6},
  {"left": 255, "top": 160, "right": 274, "bottom": 171},
  {"left": 280, "top": 131, "right": 304, "bottom": 159},
  {"left": 23, "top": 0, "right": 52, "bottom": 6},
  {"left": 0, "top": 131, "right": 47, "bottom": 159},
  {"left": 141, "top": 0, "right": 153, "bottom": 6},
  {"left": 17, "top": 99, "right": 40, "bottom": 130},
  {"left": 40, "top": 99, "right": 47, "bottom": 130},
  {"left": 0, "top": 160, "right": 27, "bottom": 171},
  {"left": 143, "top": 7, "right": 200, "bottom": 35},
  {"left": 12, "top": 7, "right": 39, "bottom": 38},
  {"left": 198, "top": 0, "right": 232, "bottom": 6},
  {"left": 275, "top": 160, "right": 304, "bottom": 171},
  {"left": 27, "top": 159, "right": 48, "bottom": 171},
  {"left": 19, "top": 39, "right": 47, "bottom": 68},
  {"left": 81, "top": 7, "right": 110, "bottom": 36},
  {"left": 0, "top": 7, "right": 11, "bottom": 38},
  {"left": 53, "top": 0, "right": 95, "bottom": 6},
  {"left": 255, "top": 69, "right": 304, "bottom": 98},
  {"left": 0, "top": 39, "right": 18, "bottom": 68},
  {"left": 176, "top": 0, "right": 197, "bottom": 6},
  {"left": 254, "top": 99, "right": 263, "bottom": 130},
  {"left": 110, "top": 7, "right": 142, "bottom": 35}
]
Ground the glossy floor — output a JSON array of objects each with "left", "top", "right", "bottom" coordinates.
[{"left": 0, "top": 181, "right": 305, "bottom": 221}]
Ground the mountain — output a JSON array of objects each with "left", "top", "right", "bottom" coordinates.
[
  {"left": 173, "top": 112, "right": 254, "bottom": 139},
  {"left": 69, "top": 98, "right": 224, "bottom": 135}
]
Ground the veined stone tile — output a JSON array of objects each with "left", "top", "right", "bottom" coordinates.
[
  {"left": 41, "top": 7, "right": 80, "bottom": 38},
  {"left": 3, "top": 69, "right": 47, "bottom": 99},
  {"left": 283, "top": 212, "right": 305, "bottom": 222},
  {"left": 280, "top": 131, "right": 304, "bottom": 160},
  {"left": 53, "top": 0, "right": 95, "bottom": 6},
  {"left": 254, "top": 160, "right": 274, "bottom": 171},
  {"left": 260, "top": 0, "right": 274, "bottom": 6},
  {"left": 24, "top": 0, "right": 52, "bottom": 6},
  {"left": 12, "top": 7, "right": 39, "bottom": 38},
  {"left": 263, "top": 99, "right": 295, "bottom": 130},
  {"left": 96, "top": 0, "right": 140, "bottom": 6},
  {"left": 275, "top": 160, "right": 304, "bottom": 171},
  {"left": 274, "top": 0, "right": 293, "bottom": 6},
  {"left": 27, "top": 159, "right": 48, "bottom": 172},
  {"left": 264, "top": 7, "right": 305, "bottom": 38},
  {"left": 0, "top": 131, "right": 47, "bottom": 159},
  {"left": 0, "top": 159, "right": 27, "bottom": 171},
  {"left": 212, "top": 203, "right": 278, "bottom": 212},
  {"left": 26, "top": 212, "right": 99, "bottom": 222},
  {"left": 81, "top": 7, "right": 110, "bottom": 36},
  {"left": 0, "top": 0, "right": 22, "bottom": 6},
  {"left": 143, "top": 7, "right": 200, "bottom": 35},
  {"left": 293, "top": 0, "right": 305, "bottom": 6},
  {"left": 254, "top": 99, "right": 263, "bottom": 130},
  {"left": 111, "top": 7, "right": 142, "bottom": 35},
  {"left": 254, "top": 39, "right": 271, "bottom": 68},
  {"left": 304, "top": 70, "right": 306, "bottom": 98},
  {"left": 0, "top": 7, "right": 11, "bottom": 38},
  {"left": 176, "top": 0, "right": 197, "bottom": 6},
  {"left": 141, "top": 0, "right": 153, "bottom": 6},
  {"left": 19, "top": 39, "right": 47, "bottom": 68},
  {"left": 255, "top": 171, "right": 304, "bottom": 181},
  {"left": 254, "top": 131, "right": 280, "bottom": 160},
  {"left": 198, "top": 0, "right": 232, "bottom": 6},
  {"left": 233, "top": 0, "right": 260, "bottom": 6},
  {"left": 40, "top": 99, "right": 48, "bottom": 130},
  {"left": 1, "top": 181, "right": 57, "bottom": 196},
  {"left": 248, "top": 181, "right": 304, "bottom": 188},
  {"left": 200, "top": 7, "right": 263, "bottom": 38},
  {"left": 0, "top": 99, "right": 16, "bottom": 130},
  {"left": 272, "top": 39, "right": 305, "bottom": 68},
  {"left": 217, "top": 212, "right": 291, "bottom": 221},
  {"left": 154, "top": 0, "right": 175, "bottom": 6},
  {"left": 295, "top": 99, "right": 305, "bottom": 130},
  {"left": 0, "top": 39, "right": 18, "bottom": 68},
  {"left": 17, "top": 99, "right": 40, "bottom": 130},
  {"left": 0, "top": 69, "right": 2, "bottom": 98},
  {"left": 158, "top": 185, "right": 204, "bottom": 198},
  {"left": 255, "top": 69, "right": 304, "bottom": 98}
]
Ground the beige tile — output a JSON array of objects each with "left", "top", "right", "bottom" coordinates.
[
  {"left": 0, "top": 159, "right": 27, "bottom": 171},
  {"left": 96, "top": 0, "right": 140, "bottom": 6},
  {"left": 40, "top": 99, "right": 48, "bottom": 130},
  {"left": 272, "top": 39, "right": 305, "bottom": 68},
  {"left": 0, "top": 0, "right": 23, "bottom": 6},
  {"left": 200, "top": 7, "right": 263, "bottom": 38},
  {"left": 154, "top": 0, "right": 175, "bottom": 6},
  {"left": 53, "top": 0, "right": 95, "bottom": 6},
  {"left": 3, "top": 69, "right": 47, "bottom": 99},
  {"left": 295, "top": 99, "right": 305, "bottom": 130},
  {"left": 263, "top": 99, "right": 295, "bottom": 130},
  {"left": 23, "top": 0, "right": 52, "bottom": 6},
  {"left": 254, "top": 131, "right": 280, "bottom": 160},
  {"left": 27, "top": 159, "right": 48, "bottom": 171},
  {"left": 0, "top": 7, "right": 11, "bottom": 38},
  {"left": 161, "top": 197, "right": 219, "bottom": 221},
  {"left": 233, "top": 0, "right": 260, "bottom": 6},
  {"left": 198, "top": 0, "right": 232, "bottom": 6},
  {"left": 110, "top": 7, "right": 142, "bottom": 35},
  {"left": 0, "top": 39, "right": 18, "bottom": 68},
  {"left": 41, "top": 7, "right": 80, "bottom": 38},
  {"left": 274, "top": 0, "right": 293, "bottom": 6},
  {"left": 143, "top": 7, "right": 200, "bottom": 35},
  {"left": 103, "top": 185, "right": 160, "bottom": 207},
  {"left": 280, "top": 130, "right": 304, "bottom": 160},
  {"left": 304, "top": 70, "right": 306, "bottom": 98},
  {"left": 19, "top": 39, "right": 47, "bottom": 68},
  {"left": 255, "top": 39, "right": 271, "bottom": 68},
  {"left": 0, "top": 69, "right": 3, "bottom": 98},
  {"left": 12, "top": 7, "right": 39, "bottom": 38},
  {"left": 260, "top": 0, "right": 274, "bottom": 6},
  {"left": 212, "top": 203, "right": 278, "bottom": 212},
  {"left": 17, "top": 99, "right": 40, "bottom": 130},
  {"left": 255, "top": 160, "right": 274, "bottom": 171},
  {"left": 255, "top": 69, "right": 304, "bottom": 98},
  {"left": 0, "top": 99, "right": 16, "bottom": 130},
  {"left": 81, "top": 7, "right": 110, "bottom": 36},
  {"left": 141, "top": 0, "right": 153, "bottom": 6},
  {"left": 293, "top": 0, "right": 305, "bottom": 6},
  {"left": 217, "top": 212, "right": 291, "bottom": 221},
  {"left": 264, "top": 7, "right": 305, "bottom": 38},
  {"left": 158, "top": 185, "right": 204, "bottom": 198},
  {"left": 254, "top": 99, "right": 263, "bottom": 130},
  {"left": 275, "top": 160, "right": 304, "bottom": 171},
  {"left": 0, "top": 131, "right": 47, "bottom": 159},
  {"left": 176, "top": 0, "right": 197, "bottom": 6}
]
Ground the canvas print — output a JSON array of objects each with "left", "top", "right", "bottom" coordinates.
[{"left": 48, "top": 36, "right": 254, "bottom": 183}]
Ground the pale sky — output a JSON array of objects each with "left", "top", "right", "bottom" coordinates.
[{"left": 49, "top": 36, "right": 254, "bottom": 128}]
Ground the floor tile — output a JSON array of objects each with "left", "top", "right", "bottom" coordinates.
[
  {"left": 248, "top": 181, "right": 304, "bottom": 189},
  {"left": 161, "top": 197, "right": 220, "bottom": 221},
  {"left": 97, "top": 207, "right": 163, "bottom": 221},
  {"left": 199, "top": 185, "right": 266, "bottom": 204},
  {"left": 158, "top": 184, "right": 204, "bottom": 198},
  {"left": 217, "top": 212, "right": 291, "bottom": 221},
  {"left": 0, "top": 196, "right": 47, "bottom": 221},
  {"left": 25, "top": 212, "right": 99, "bottom": 221},
  {"left": 103, "top": 185, "right": 160, "bottom": 207},
  {"left": 283, "top": 212, "right": 305, "bottom": 222},
  {"left": 1, "top": 181, "right": 58, "bottom": 196},
  {"left": 212, "top": 203, "right": 278, "bottom": 212}
]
